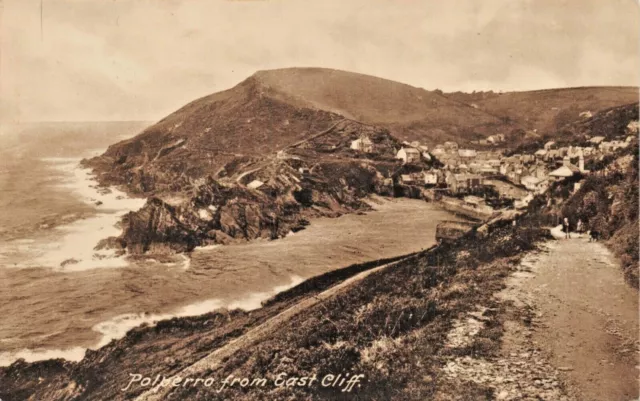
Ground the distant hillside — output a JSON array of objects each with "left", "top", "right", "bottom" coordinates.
[
  {"left": 507, "top": 102, "right": 639, "bottom": 154},
  {"left": 445, "top": 86, "right": 638, "bottom": 133}
]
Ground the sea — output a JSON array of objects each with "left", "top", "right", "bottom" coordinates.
[{"left": 0, "top": 121, "right": 460, "bottom": 366}]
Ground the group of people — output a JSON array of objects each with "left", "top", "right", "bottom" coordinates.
[{"left": 562, "top": 217, "right": 599, "bottom": 241}]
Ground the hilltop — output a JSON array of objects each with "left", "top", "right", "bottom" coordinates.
[{"left": 86, "top": 69, "right": 637, "bottom": 189}]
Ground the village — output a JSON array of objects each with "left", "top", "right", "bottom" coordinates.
[{"left": 349, "top": 119, "right": 639, "bottom": 217}]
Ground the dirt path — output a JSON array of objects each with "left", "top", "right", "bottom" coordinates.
[
  {"left": 440, "top": 237, "right": 638, "bottom": 401},
  {"left": 521, "top": 238, "right": 639, "bottom": 401},
  {"left": 134, "top": 258, "right": 401, "bottom": 401}
]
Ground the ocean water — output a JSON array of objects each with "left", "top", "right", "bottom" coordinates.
[{"left": 0, "top": 122, "right": 461, "bottom": 366}]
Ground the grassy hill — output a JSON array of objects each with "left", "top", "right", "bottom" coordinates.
[
  {"left": 445, "top": 86, "right": 638, "bottom": 133},
  {"left": 87, "top": 70, "right": 637, "bottom": 184}
]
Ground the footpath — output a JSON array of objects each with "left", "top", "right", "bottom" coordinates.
[{"left": 441, "top": 232, "right": 639, "bottom": 401}]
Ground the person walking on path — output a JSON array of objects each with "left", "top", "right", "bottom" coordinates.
[
  {"left": 563, "top": 217, "right": 571, "bottom": 239},
  {"left": 577, "top": 219, "right": 583, "bottom": 235}
]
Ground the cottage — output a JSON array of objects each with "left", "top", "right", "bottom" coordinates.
[
  {"left": 520, "top": 175, "right": 541, "bottom": 191},
  {"left": 401, "top": 174, "right": 416, "bottom": 184},
  {"left": 454, "top": 174, "right": 468, "bottom": 189},
  {"left": 458, "top": 149, "right": 477, "bottom": 158},
  {"left": 423, "top": 171, "right": 438, "bottom": 185},
  {"left": 521, "top": 154, "right": 534, "bottom": 163},
  {"left": 534, "top": 149, "right": 547, "bottom": 158},
  {"left": 418, "top": 145, "right": 430, "bottom": 152},
  {"left": 529, "top": 164, "right": 548, "bottom": 179},
  {"left": 466, "top": 174, "right": 483, "bottom": 189},
  {"left": 464, "top": 195, "right": 484, "bottom": 207},
  {"left": 468, "top": 162, "right": 482, "bottom": 173},
  {"left": 567, "top": 146, "right": 583, "bottom": 158},
  {"left": 600, "top": 140, "right": 629, "bottom": 153},
  {"left": 479, "top": 164, "right": 498, "bottom": 176},
  {"left": 627, "top": 120, "right": 639, "bottom": 134},
  {"left": 396, "top": 148, "right": 421, "bottom": 163},
  {"left": 589, "top": 136, "right": 605, "bottom": 145},
  {"left": 247, "top": 180, "right": 265, "bottom": 189},
  {"left": 499, "top": 163, "right": 508, "bottom": 175},
  {"left": 445, "top": 171, "right": 461, "bottom": 192},
  {"left": 544, "top": 141, "right": 556, "bottom": 150},
  {"left": 350, "top": 136, "right": 374, "bottom": 153},
  {"left": 548, "top": 156, "right": 580, "bottom": 181}
]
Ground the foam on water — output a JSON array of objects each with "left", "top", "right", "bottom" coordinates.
[
  {"left": 0, "top": 275, "right": 304, "bottom": 366},
  {"left": 9, "top": 157, "right": 147, "bottom": 271},
  {"left": 0, "top": 346, "right": 87, "bottom": 366},
  {"left": 228, "top": 275, "right": 305, "bottom": 310}
]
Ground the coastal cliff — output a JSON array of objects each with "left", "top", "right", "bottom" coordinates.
[{"left": 86, "top": 118, "right": 423, "bottom": 254}]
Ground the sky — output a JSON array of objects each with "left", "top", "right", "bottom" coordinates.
[{"left": 1, "top": 0, "right": 639, "bottom": 123}]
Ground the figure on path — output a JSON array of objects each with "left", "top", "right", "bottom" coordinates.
[{"left": 563, "top": 217, "right": 570, "bottom": 239}]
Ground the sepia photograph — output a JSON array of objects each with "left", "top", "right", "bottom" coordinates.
[{"left": 0, "top": 1, "right": 638, "bottom": 400}]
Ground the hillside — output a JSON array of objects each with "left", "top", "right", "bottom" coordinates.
[
  {"left": 86, "top": 69, "right": 637, "bottom": 192},
  {"left": 90, "top": 120, "right": 429, "bottom": 254},
  {"left": 445, "top": 86, "right": 638, "bottom": 134}
]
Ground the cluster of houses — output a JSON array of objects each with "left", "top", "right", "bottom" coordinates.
[{"left": 348, "top": 119, "right": 638, "bottom": 197}]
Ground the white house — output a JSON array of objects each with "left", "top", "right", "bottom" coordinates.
[
  {"left": 247, "top": 180, "right": 265, "bottom": 189},
  {"left": 396, "top": 148, "right": 421, "bottom": 163},
  {"left": 350, "top": 136, "right": 374, "bottom": 153},
  {"left": 401, "top": 174, "right": 416, "bottom": 184},
  {"left": 458, "top": 149, "right": 477, "bottom": 158},
  {"left": 423, "top": 171, "right": 438, "bottom": 185},
  {"left": 548, "top": 156, "right": 580, "bottom": 181},
  {"left": 521, "top": 175, "right": 549, "bottom": 194},
  {"left": 534, "top": 149, "right": 548, "bottom": 158},
  {"left": 589, "top": 136, "right": 606, "bottom": 145}
]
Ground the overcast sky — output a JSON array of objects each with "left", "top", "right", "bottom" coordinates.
[{"left": 1, "top": 0, "right": 638, "bottom": 123}]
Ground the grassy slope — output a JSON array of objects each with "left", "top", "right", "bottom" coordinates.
[{"left": 446, "top": 86, "right": 639, "bottom": 133}]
